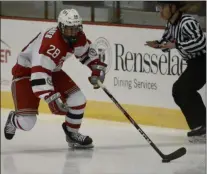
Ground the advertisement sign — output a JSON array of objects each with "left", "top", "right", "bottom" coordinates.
[
  {"left": 0, "top": 38, "right": 13, "bottom": 90},
  {"left": 83, "top": 25, "right": 206, "bottom": 108},
  {"left": 1, "top": 19, "right": 205, "bottom": 110}
]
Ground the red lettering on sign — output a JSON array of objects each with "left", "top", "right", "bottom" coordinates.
[{"left": 0, "top": 49, "right": 11, "bottom": 63}]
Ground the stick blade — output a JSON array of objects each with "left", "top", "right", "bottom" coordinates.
[{"left": 163, "top": 147, "right": 186, "bottom": 161}]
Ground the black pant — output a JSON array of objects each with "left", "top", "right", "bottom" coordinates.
[{"left": 172, "top": 55, "right": 206, "bottom": 129}]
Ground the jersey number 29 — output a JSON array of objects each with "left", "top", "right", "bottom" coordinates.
[{"left": 47, "top": 45, "right": 60, "bottom": 59}]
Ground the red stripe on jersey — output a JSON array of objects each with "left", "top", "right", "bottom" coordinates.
[
  {"left": 31, "top": 66, "right": 52, "bottom": 76},
  {"left": 65, "top": 121, "right": 81, "bottom": 129},
  {"left": 70, "top": 103, "right": 86, "bottom": 110},
  {"left": 34, "top": 90, "right": 53, "bottom": 98},
  {"left": 12, "top": 63, "right": 31, "bottom": 77},
  {"left": 75, "top": 39, "right": 91, "bottom": 59}
]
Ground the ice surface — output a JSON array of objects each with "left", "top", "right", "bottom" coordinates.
[{"left": 1, "top": 109, "right": 206, "bottom": 174}]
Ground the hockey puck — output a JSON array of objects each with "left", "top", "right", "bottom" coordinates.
[{"left": 162, "top": 159, "right": 171, "bottom": 163}]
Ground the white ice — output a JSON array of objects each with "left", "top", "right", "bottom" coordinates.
[{"left": 1, "top": 108, "right": 206, "bottom": 174}]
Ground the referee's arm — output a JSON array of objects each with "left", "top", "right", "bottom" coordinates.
[
  {"left": 158, "top": 23, "right": 171, "bottom": 44},
  {"left": 176, "top": 20, "right": 206, "bottom": 53}
]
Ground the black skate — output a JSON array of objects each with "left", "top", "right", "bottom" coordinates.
[
  {"left": 4, "top": 111, "right": 16, "bottom": 140},
  {"left": 187, "top": 126, "right": 206, "bottom": 144},
  {"left": 62, "top": 122, "right": 94, "bottom": 149}
]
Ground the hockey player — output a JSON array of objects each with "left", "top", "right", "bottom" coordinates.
[{"left": 4, "top": 9, "right": 107, "bottom": 148}]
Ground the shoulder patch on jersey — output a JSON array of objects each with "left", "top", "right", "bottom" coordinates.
[
  {"left": 88, "top": 47, "right": 97, "bottom": 57},
  {"left": 47, "top": 77, "right": 53, "bottom": 86}
]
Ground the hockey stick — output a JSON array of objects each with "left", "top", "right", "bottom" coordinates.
[{"left": 97, "top": 80, "right": 186, "bottom": 163}]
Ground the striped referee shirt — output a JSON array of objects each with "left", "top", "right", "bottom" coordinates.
[{"left": 159, "top": 14, "right": 206, "bottom": 60}]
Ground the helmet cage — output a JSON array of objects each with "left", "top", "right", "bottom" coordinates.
[{"left": 59, "top": 22, "right": 82, "bottom": 44}]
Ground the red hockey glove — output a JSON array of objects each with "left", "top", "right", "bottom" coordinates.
[
  {"left": 88, "top": 59, "right": 107, "bottom": 89},
  {"left": 44, "top": 92, "right": 68, "bottom": 115}
]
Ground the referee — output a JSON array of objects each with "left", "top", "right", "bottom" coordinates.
[{"left": 145, "top": 1, "right": 206, "bottom": 143}]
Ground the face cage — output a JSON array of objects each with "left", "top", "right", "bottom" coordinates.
[
  {"left": 59, "top": 23, "right": 82, "bottom": 36},
  {"left": 65, "top": 26, "right": 81, "bottom": 34}
]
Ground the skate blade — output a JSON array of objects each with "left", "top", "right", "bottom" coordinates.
[
  {"left": 68, "top": 143, "right": 94, "bottom": 149},
  {"left": 188, "top": 135, "right": 206, "bottom": 144}
]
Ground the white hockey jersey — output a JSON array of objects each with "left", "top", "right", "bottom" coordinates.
[{"left": 12, "top": 27, "right": 92, "bottom": 99}]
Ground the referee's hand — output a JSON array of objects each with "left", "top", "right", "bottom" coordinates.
[
  {"left": 145, "top": 40, "right": 160, "bottom": 49},
  {"left": 160, "top": 41, "right": 176, "bottom": 49}
]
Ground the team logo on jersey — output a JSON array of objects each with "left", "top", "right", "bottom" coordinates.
[
  {"left": 93, "top": 37, "right": 112, "bottom": 74},
  {"left": 47, "top": 77, "right": 53, "bottom": 86},
  {"left": 89, "top": 47, "right": 97, "bottom": 57}
]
